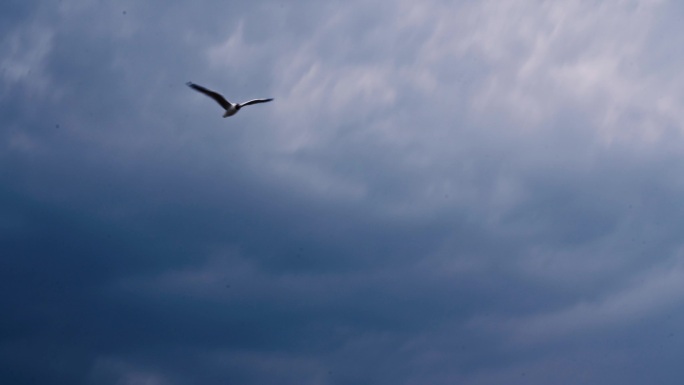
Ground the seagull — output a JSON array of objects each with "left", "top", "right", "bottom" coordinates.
[{"left": 186, "top": 82, "right": 273, "bottom": 117}]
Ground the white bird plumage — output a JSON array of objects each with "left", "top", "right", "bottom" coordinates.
[{"left": 186, "top": 82, "right": 273, "bottom": 117}]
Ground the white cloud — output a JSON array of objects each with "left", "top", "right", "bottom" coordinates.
[
  {"left": 196, "top": 0, "right": 684, "bottom": 218},
  {"left": 88, "top": 358, "right": 174, "bottom": 385},
  {"left": 0, "top": 21, "right": 54, "bottom": 97},
  {"left": 504, "top": 254, "right": 684, "bottom": 344}
]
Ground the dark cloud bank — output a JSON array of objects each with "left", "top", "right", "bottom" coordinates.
[{"left": 3, "top": 1, "right": 684, "bottom": 384}]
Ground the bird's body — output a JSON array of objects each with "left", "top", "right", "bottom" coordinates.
[
  {"left": 186, "top": 82, "right": 273, "bottom": 118},
  {"left": 221, "top": 103, "right": 240, "bottom": 118}
]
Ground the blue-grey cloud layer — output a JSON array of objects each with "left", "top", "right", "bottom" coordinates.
[{"left": 3, "top": 1, "right": 684, "bottom": 384}]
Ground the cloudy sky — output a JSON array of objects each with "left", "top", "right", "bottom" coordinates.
[{"left": 3, "top": 0, "right": 684, "bottom": 384}]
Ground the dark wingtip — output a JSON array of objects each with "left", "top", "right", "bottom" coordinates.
[{"left": 186, "top": 81, "right": 193, "bottom": 87}]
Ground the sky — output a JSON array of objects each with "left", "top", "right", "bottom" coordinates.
[{"left": 3, "top": 0, "right": 684, "bottom": 384}]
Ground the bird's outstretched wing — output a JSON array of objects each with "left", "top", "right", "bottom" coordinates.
[
  {"left": 186, "top": 82, "right": 231, "bottom": 109},
  {"left": 239, "top": 98, "right": 274, "bottom": 107}
]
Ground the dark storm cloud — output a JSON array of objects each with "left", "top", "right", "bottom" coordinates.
[{"left": 4, "top": 1, "right": 684, "bottom": 384}]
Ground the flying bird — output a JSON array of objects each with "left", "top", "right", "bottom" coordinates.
[{"left": 186, "top": 82, "right": 273, "bottom": 117}]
